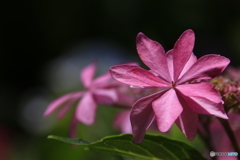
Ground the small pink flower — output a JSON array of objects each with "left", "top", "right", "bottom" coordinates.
[
  {"left": 44, "top": 63, "right": 118, "bottom": 137},
  {"left": 110, "top": 30, "right": 230, "bottom": 143}
]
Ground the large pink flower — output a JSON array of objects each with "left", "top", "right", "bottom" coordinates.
[
  {"left": 44, "top": 63, "right": 118, "bottom": 137},
  {"left": 109, "top": 30, "right": 230, "bottom": 143}
]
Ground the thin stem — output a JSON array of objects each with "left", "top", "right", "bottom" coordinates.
[{"left": 218, "top": 118, "right": 240, "bottom": 160}]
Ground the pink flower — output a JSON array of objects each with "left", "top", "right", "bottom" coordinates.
[
  {"left": 109, "top": 30, "right": 230, "bottom": 143},
  {"left": 44, "top": 63, "right": 118, "bottom": 137}
]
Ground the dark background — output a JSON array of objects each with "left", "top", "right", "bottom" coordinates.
[{"left": 2, "top": 0, "right": 240, "bottom": 159}]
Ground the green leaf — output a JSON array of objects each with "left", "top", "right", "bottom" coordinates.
[{"left": 48, "top": 134, "right": 206, "bottom": 160}]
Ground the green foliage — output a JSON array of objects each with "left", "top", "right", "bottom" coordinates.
[{"left": 48, "top": 134, "right": 206, "bottom": 160}]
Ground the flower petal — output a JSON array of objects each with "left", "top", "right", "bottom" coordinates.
[
  {"left": 110, "top": 64, "right": 169, "bottom": 87},
  {"left": 178, "top": 53, "right": 197, "bottom": 79},
  {"left": 175, "top": 89, "right": 199, "bottom": 140},
  {"left": 93, "top": 89, "right": 118, "bottom": 105},
  {"left": 75, "top": 92, "right": 97, "bottom": 125},
  {"left": 80, "top": 62, "right": 96, "bottom": 88},
  {"left": 176, "top": 82, "right": 228, "bottom": 119},
  {"left": 127, "top": 67, "right": 170, "bottom": 87},
  {"left": 114, "top": 111, "right": 132, "bottom": 133},
  {"left": 178, "top": 54, "right": 230, "bottom": 84},
  {"left": 130, "top": 90, "right": 167, "bottom": 143},
  {"left": 152, "top": 89, "right": 183, "bottom": 132},
  {"left": 173, "top": 29, "right": 195, "bottom": 81},
  {"left": 44, "top": 92, "right": 83, "bottom": 116},
  {"left": 57, "top": 97, "right": 79, "bottom": 119},
  {"left": 136, "top": 32, "right": 171, "bottom": 82},
  {"left": 166, "top": 49, "right": 174, "bottom": 80},
  {"left": 175, "top": 105, "right": 199, "bottom": 140},
  {"left": 166, "top": 50, "right": 197, "bottom": 80}
]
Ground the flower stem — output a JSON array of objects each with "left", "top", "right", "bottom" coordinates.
[{"left": 218, "top": 118, "right": 240, "bottom": 160}]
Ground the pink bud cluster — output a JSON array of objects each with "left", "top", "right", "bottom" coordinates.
[{"left": 212, "top": 76, "right": 240, "bottom": 112}]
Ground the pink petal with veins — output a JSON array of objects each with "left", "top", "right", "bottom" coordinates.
[
  {"left": 175, "top": 105, "right": 199, "bottom": 140},
  {"left": 80, "top": 62, "right": 96, "bottom": 88},
  {"left": 176, "top": 83, "right": 228, "bottom": 119},
  {"left": 76, "top": 92, "right": 97, "bottom": 125},
  {"left": 131, "top": 90, "right": 168, "bottom": 143},
  {"left": 175, "top": 89, "right": 199, "bottom": 140},
  {"left": 136, "top": 32, "right": 171, "bottom": 82},
  {"left": 127, "top": 67, "right": 170, "bottom": 87},
  {"left": 166, "top": 50, "right": 174, "bottom": 80},
  {"left": 152, "top": 89, "right": 183, "bottom": 132},
  {"left": 178, "top": 53, "right": 197, "bottom": 79},
  {"left": 166, "top": 50, "right": 197, "bottom": 80},
  {"left": 178, "top": 54, "right": 230, "bottom": 84},
  {"left": 44, "top": 92, "right": 83, "bottom": 116},
  {"left": 110, "top": 64, "right": 167, "bottom": 87},
  {"left": 173, "top": 29, "right": 195, "bottom": 81}
]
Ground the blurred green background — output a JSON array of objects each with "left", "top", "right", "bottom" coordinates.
[{"left": 2, "top": 0, "right": 240, "bottom": 159}]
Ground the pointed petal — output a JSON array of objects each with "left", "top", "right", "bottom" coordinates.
[
  {"left": 152, "top": 89, "right": 183, "bottom": 132},
  {"left": 178, "top": 54, "right": 230, "bottom": 84},
  {"left": 127, "top": 67, "right": 170, "bottom": 87},
  {"left": 57, "top": 97, "right": 79, "bottom": 119},
  {"left": 92, "top": 72, "right": 112, "bottom": 88},
  {"left": 110, "top": 64, "right": 169, "bottom": 87},
  {"left": 93, "top": 89, "right": 118, "bottom": 105},
  {"left": 178, "top": 53, "right": 197, "bottom": 79},
  {"left": 176, "top": 82, "right": 228, "bottom": 119},
  {"left": 166, "top": 50, "right": 174, "bottom": 80},
  {"left": 44, "top": 92, "right": 83, "bottom": 116},
  {"left": 174, "top": 89, "right": 199, "bottom": 140},
  {"left": 175, "top": 106, "right": 199, "bottom": 140},
  {"left": 136, "top": 32, "right": 171, "bottom": 82},
  {"left": 130, "top": 90, "right": 167, "bottom": 143},
  {"left": 166, "top": 49, "right": 197, "bottom": 81},
  {"left": 173, "top": 29, "right": 195, "bottom": 81},
  {"left": 80, "top": 62, "right": 96, "bottom": 88},
  {"left": 76, "top": 92, "right": 97, "bottom": 125}
]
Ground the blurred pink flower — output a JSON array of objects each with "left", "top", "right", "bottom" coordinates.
[
  {"left": 110, "top": 30, "right": 230, "bottom": 143},
  {"left": 44, "top": 62, "right": 118, "bottom": 137}
]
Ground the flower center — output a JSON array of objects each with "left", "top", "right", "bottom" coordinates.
[{"left": 172, "top": 81, "right": 176, "bottom": 88}]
